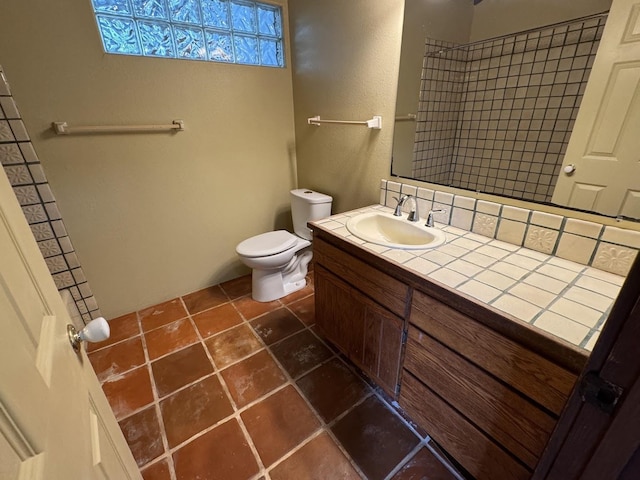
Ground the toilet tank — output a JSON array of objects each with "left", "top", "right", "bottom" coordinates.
[{"left": 290, "top": 189, "right": 333, "bottom": 240}]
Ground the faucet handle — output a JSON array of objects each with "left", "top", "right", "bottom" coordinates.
[
  {"left": 392, "top": 195, "right": 408, "bottom": 216},
  {"left": 426, "top": 209, "right": 446, "bottom": 227}
]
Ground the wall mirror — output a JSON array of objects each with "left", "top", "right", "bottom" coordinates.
[{"left": 392, "top": 0, "right": 640, "bottom": 221}]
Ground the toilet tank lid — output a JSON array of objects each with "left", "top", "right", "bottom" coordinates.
[
  {"left": 290, "top": 189, "right": 333, "bottom": 204},
  {"left": 236, "top": 230, "right": 298, "bottom": 258}
]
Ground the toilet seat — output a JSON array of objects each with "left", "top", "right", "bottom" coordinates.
[{"left": 236, "top": 230, "right": 298, "bottom": 258}]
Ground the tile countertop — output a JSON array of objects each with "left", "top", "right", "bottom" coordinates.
[{"left": 311, "top": 205, "right": 625, "bottom": 352}]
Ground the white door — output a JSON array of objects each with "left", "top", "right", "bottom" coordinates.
[
  {"left": 0, "top": 166, "right": 141, "bottom": 477},
  {"left": 552, "top": 0, "right": 640, "bottom": 219}
]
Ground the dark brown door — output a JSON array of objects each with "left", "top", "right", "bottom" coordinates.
[{"left": 533, "top": 254, "right": 640, "bottom": 479}]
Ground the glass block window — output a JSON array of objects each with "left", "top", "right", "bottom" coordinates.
[{"left": 91, "top": 0, "right": 284, "bottom": 67}]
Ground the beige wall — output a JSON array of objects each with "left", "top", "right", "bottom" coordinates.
[
  {"left": 0, "top": 0, "right": 296, "bottom": 318},
  {"left": 289, "top": 0, "right": 405, "bottom": 213},
  {"left": 470, "top": 0, "right": 612, "bottom": 41}
]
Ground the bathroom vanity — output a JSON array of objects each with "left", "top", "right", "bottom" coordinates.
[{"left": 310, "top": 211, "right": 591, "bottom": 480}]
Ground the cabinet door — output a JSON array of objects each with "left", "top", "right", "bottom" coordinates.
[
  {"left": 315, "top": 265, "right": 365, "bottom": 360},
  {"left": 315, "top": 265, "right": 404, "bottom": 397},
  {"left": 364, "top": 303, "right": 404, "bottom": 396}
]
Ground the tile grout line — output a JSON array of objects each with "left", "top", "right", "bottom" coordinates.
[
  {"left": 181, "top": 293, "right": 270, "bottom": 478},
  {"left": 257, "top": 324, "right": 371, "bottom": 480},
  {"left": 221, "top": 285, "right": 378, "bottom": 478},
  {"left": 136, "top": 309, "right": 178, "bottom": 480}
]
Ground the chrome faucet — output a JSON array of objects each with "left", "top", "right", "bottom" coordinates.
[
  {"left": 393, "top": 195, "right": 408, "bottom": 216},
  {"left": 393, "top": 195, "right": 420, "bottom": 222},
  {"left": 426, "top": 209, "right": 446, "bottom": 227}
]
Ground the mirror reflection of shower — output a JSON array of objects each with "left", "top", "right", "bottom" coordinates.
[{"left": 402, "top": 13, "right": 607, "bottom": 204}]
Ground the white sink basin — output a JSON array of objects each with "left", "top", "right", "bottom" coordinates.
[{"left": 346, "top": 211, "right": 446, "bottom": 250}]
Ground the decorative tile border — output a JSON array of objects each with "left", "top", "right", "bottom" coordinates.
[
  {"left": 0, "top": 66, "right": 100, "bottom": 323},
  {"left": 381, "top": 179, "right": 639, "bottom": 277}
]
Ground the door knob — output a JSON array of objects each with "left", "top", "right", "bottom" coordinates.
[
  {"left": 563, "top": 164, "right": 576, "bottom": 175},
  {"left": 67, "top": 317, "right": 110, "bottom": 352}
]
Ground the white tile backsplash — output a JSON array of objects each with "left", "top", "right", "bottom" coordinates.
[
  {"left": 530, "top": 211, "right": 563, "bottom": 229},
  {"left": 453, "top": 195, "right": 476, "bottom": 209},
  {"left": 502, "top": 205, "right": 530, "bottom": 222},
  {"left": 602, "top": 226, "right": 640, "bottom": 248},
  {"left": 555, "top": 233, "right": 597, "bottom": 265},
  {"left": 496, "top": 219, "right": 527, "bottom": 246},
  {"left": 564, "top": 218, "right": 603, "bottom": 239},
  {"left": 476, "top": 200, "right": 501, "bottom": 215},
  {"left": 450, "top": 207, "right": 474, "bottom": 230},
  {"left": 434, "top": 191, "right": 454, "bottom": 205}
]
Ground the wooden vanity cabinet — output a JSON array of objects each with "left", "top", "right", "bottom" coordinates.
[
  {"left": 313, "top": 237, "right": 408, "bottom": 397},
  {"left": 311, "top": 226, "right": 586, "bottom": 480}
]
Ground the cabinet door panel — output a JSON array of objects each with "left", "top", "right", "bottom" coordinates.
[
  {"left": 405, "top": 326, "right": 556, "bottom": 469},
  {"left": 411, "top": 290, "right": 576, "bottom": 415},
  {"left": 315, "top": 265, "right": 365, "bottom": 360},
  {"left": 400, "top": 372, "right": 530, "bottom": 480},
  {"left": 368, "top": 305, "right": 403, "bottom": 395},
  {"left": 314, "top": 265, "right": 403, "bottom": 397}
]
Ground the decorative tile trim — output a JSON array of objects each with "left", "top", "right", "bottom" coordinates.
[
  {"left": 524, "top": 225, "right": 559, "bottom": 254},
  {"left": 382, "top": 179, "right": 639, "bottom": 276},
  {"left": 472, "top": 213, "right": 498, "bottom": 238},
  {"left": 592, "top": 243, "right": 637, "bottom": 277},
  {"left": 0, "top": 66, "right": 100, "bottom": 323}
]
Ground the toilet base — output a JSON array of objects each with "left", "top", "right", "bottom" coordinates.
[{"left": 250, "top": 249, "right": 313, "bottom": 302}]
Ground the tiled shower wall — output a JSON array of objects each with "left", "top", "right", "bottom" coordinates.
[
  {"left": 413, "top": 15, "right": 606, "bottom": 203},
  {"left": 0, "top": 66, "right": 100, "bottom": 324},
  {"left": 413, "top": 39, "right": 464, "bottom": 184}
]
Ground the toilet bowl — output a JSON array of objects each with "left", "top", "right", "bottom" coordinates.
[{"left": 236, "top": 189, "right": 332, "bottom": 302}]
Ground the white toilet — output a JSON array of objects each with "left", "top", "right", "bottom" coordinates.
[{"left": 236, "top": 189, "right": 333, "bottom": 302}]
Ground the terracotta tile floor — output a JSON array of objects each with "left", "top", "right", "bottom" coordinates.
[{"left": 89, "top": 274, "right": 462, "bottom": 480}]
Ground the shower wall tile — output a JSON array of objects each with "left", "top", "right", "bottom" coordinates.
[
  {"left": 414, "top": 16, "right": 606, "bottom": 203},
  {"left": 9, "top": 120, "right": 29, "bottom": 141},
  {"left": 0, "top": 144, "right": 23, "bottom": 164},
  {"left": 0, "top": 97, "right": 19, "bottom": 118},
  {"left": 38, "top": 239, "right": 63, "bottom": 258},
  {"left": 0, "top": 120, "right": 15, "bottom": 141},
  {"left": 0, "top": 65, "right": 101, "bottom": 323}
]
